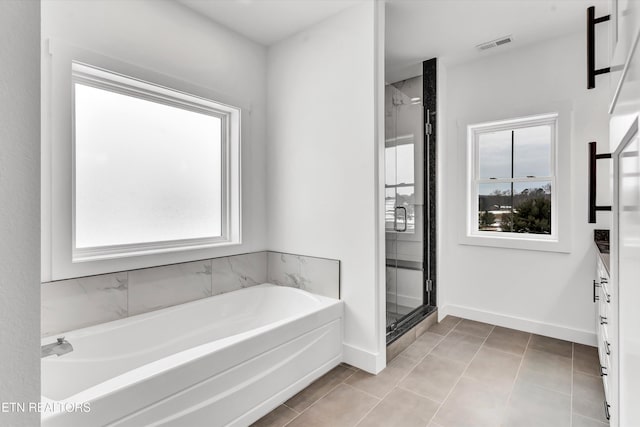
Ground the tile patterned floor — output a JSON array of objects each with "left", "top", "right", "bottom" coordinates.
[{"left": 252, "top": 316, "right": 608, "bottom": 427}]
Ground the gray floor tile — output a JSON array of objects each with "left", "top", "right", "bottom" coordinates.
[
  {"left": 285, "top": 365, "right": 356, "bottom": 412},
  {"left": 518, "top": 348, "right": 572, "bottom": 394},
  {"left": 399, "top": 354, "right": 467, "bottom": 403},
  {"left": 346, "top": 355, "right": 416, "bottom": 398},
  {"left": 399, "top": 331, "right": 443, "bottom": 362},
  {"left": 483, "top": 326, "right": 530, "bottom": 356},
  {"left": 573, "top": 372, "right": 606, "bottom": 402},
  {"left": 251, "top": 405, "right": 298, "bottom": 427},
  {"left": 529, "top": 334, "right": 573, "bottom": 358},
  {"left": 430, "top": 330, "right": 485, "bottom": 364},
  {"left": 427, "top": 316, "right": 462, "bottom": 336},
  {"left": 286, "top": 384, "right": 379, "bottom": 427},
  {"left": 502, "top": 380, "right": 571, "bottom": 427},
  {"left": 339, "top": 362, "right": 358, "bottom": 371},
  {"left": 572, "top": 413, "right": 608, "bottom": 427},
  {"left": 453, "top": 319, "right": 494, "bottom": 338},
  {"left": 257, "top": 319, "right": 609, "bottom": 427},
  {"left": 573, "top": 344, "right": 600, "bottom": 377},
  {"left": 357, "top": 387, "right": 440, "bottom": 427},
  {"left": 433, "top": 376, "right": 509, "bottom": 427},
  {"left": 572, "top": 372, "right": 608, "bottom": 423},
  {"left": 464, "top": 346, "right": 522, "bottom": 393}
]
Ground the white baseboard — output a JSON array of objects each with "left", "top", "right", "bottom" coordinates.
[
  {"left": 343, "top": 343, "right": 385, "bottom": 374},
  {"left": 439, "top": 304, "right": 597, "bottom": 346}
]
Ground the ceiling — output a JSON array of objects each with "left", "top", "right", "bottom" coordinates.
[
  {"left": 385, "top": 0, "right": 610, "bottom": 82},
  {"left": 177, "top": 0, "right": 610, "bottom": 82},
  {"left": 178, "top": 0, "right": 364, "bottom": 46}
]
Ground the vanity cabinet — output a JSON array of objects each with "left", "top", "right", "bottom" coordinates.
[{"left": 595, "top": 253, "right": 614, "bottom": 424}]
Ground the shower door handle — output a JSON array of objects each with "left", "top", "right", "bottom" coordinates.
[{"left": 394, "top": 206, "right": 407, "bottom": 232}]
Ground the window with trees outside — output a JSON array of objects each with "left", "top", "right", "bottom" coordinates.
[{"left": 468, "top": 114, "right": 557, "bottom": 240}]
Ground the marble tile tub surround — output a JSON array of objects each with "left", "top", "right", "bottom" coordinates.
[
  {"left": 267, "top": 252, "right": 340, "bottom": 299},
  {"left": 42, "top": 251, "right": 340, "bottom": 337}
]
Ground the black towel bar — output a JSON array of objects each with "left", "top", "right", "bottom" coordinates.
[
  {"left": 589, "top": 141, "right": 612, "bottom": 223},
  {"left": 587, "top": 6, "right": 611, "bottom": 89}
]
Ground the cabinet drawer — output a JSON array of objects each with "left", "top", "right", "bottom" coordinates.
[
  {"left": 598, "top": 321, "right": 612, "bottom": 367},
  {"left": 598, "top": 279, "right": 611, "bottom": 320}
]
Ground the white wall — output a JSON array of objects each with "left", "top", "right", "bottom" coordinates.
[
  {"left": 440, "top": 32, "right": 610, "bottom": 344},
  {"left": 0, "top": 1, "right": 41, "bottom": 425},
  {"left": 267, "top": 2, "right": 386, "bottom": 372},
  {"left": 41, "top": 0, "right": 268, "bottom": 281}
]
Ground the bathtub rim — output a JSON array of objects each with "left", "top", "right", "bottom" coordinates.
[
  {"left": 41, "top": 283, "right": 338, "bottom": 342},
  {"left": 41, "top": 284, "right": 343, "bottom": 419}
]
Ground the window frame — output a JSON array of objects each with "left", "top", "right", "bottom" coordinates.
[
  {"left": 469, "top": 113, "right": 558, "bottom": 240},
  {"left": 462, "top": 112, "right": 571, "bottom": 253},
  {"left": 384, "top": 135, "right": 420, "bottom": 237},
  {"left": 70, "top": 62, "right": 240, "bottom": 262},
  {"left": 43, "top": 41, "right": 243, "bottom": 281}
]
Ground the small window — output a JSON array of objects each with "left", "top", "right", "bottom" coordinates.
[
  {"left": 71, "top": 62, "right": 241, "bottom": 261},
  {"left": 468, "top": 114, "right": 557, "bottom": 241},
  {"left": 385, "top": 138, "right": 417, "bottom": 234}
]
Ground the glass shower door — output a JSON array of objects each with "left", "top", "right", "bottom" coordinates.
[{"left": 385, "top": 77, "right": 424, "bottom": 333}]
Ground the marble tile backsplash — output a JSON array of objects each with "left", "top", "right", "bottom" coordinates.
[
  {"left": 41, "top": 272, "right": 128, "bottom": 337},
  {"left": 267, "top": 252, "right": 340, "bottom": 299},
  {"left": 128, "top": 260, "right": 212, "bottom": 316},
  {"left": 211, "top": 252, "right": 267, "bottom": 295},
  {"left": 42, "top": 250, "right": 339, "bottom": 337}
]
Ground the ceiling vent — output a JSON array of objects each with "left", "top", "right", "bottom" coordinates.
[{"left": 476, "top": 35, "right": 513, "bottom": 51}]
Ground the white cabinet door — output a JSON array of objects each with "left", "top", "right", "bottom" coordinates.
[{"left": 614, "top": 117, "right": 640, "bottom": 427}]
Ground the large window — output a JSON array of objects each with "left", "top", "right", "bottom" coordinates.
[
  {"left": 468, "top": 113, "right": 557, "bottom": 241},
  {"left": 71, "top": 62, "right": 241, "bottom": 262}
]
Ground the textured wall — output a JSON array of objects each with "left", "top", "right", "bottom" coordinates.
[{"left": 0, "top": 1, "right": 41, "bottom": 425}]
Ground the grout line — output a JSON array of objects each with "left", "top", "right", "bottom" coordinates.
[
  {"left": 351, "top": 354, "right": 424, "bottom": 427},
  {"left": 286, "top": 316, "right": 462, "bottom": 427},
  {"left": 426, "top": 323, "right": 496, "bottom": 425},
  {"left": 396, "top": 384, "right": 444, "bottom": 402},
  {"left": 572, "top": 413, "right": 609, "bottom": 425},
  {"left": 282, "top": 403, "right": 299, "bottom": 414},
  {"left": 502, "top": 332, "right": 533, "bottom": 423},
  {"left": 508, "top": 344, "right": 573, "bottom": 397},
  {"left": 398, "top": 316, "right": 463, "bottom": 374},
  {"left": 343, "top": 382, "right": 383, "bottom": 401},
  {"left": 352, "top": 318, "right": 464, "bottom": 427},
  {"left": 395, "top": 316, "right": 461, "bottom": 374},
  {"left": 282, "top": 367, "right": 358, "bottom": 427}
]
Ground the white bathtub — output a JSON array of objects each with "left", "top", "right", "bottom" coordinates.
[{"left": 41, "top": 284, "right": 343, "bottom": 427}]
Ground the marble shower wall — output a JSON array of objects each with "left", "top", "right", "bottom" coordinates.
[{"left": 42, "top": 251, "right": 339, "bottom": 337}]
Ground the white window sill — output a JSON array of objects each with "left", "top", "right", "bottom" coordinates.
[{"left": 459, "top": 232, "right": 571, "bottom": 253}]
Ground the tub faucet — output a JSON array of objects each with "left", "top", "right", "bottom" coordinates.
[{"left": 41, "top": 337, "right": 73, "bottom": 358}]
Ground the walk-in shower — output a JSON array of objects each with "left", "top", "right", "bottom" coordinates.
[{"left": 385, "top": 59, "right": 437, "bottom": 344}]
